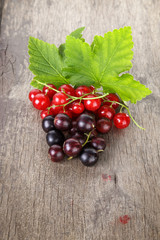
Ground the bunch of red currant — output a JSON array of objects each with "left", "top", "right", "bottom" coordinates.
[{"left": 29, "top": 84, "right": 130, "bottom": 166}]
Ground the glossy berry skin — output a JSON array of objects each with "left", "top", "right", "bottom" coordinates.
[
  {"left": 77, "top": 113, "right": 95, "bottom": 133},
  {"left": 71, "top": 101, "right": 85, "bottom": 114},
  {"left": 75, "top": 85, "right": 91, "bottom": 97},
  {"left": 54, "top": 113, "right": 71, "bottom": 131},
  {"left": 58, "top": 84, "right": 75, "bottom": 96},
  {"left": 96, "top": 118, "right": 112, "bottom": 133},
  {"left": 29, "top": 89, "right": 41, "bottom": 101},
  {"left": 91, "top": 137, "right": 106, "bottom": 151},
  {"left": 80, "top": 147, "right": 98, "bottom": 167},
  {"left": 103, "top": 93, "right": 119, "bottom": 109},
  {"left": 42, "top": 84, "right": 57, "bottom": 98},
  {"left": 113, "top": 113, "right": 130, "bottom": 129},
  {"left": 72, "top": 134, "right": 86, "bottom": 145},
  {"left": 42, "top": 116, "right": 55, "bottom": 133},
  {"left": 63, "top": 138, "right": 82, "bottom": 157},
  {"left": 32, "top": 93, "right": 50, "bottom": 110},
  {"left": 98, "top": 105, "right": 115, "bottom": 120},
  {"left": 89, "top": 85, "right": 95, "bottom": 91},
  {"left": 40, "top": 109, "right": 54, "bottom": 119},
  {"left": 48, "top": 145, "right": 64, "bottom": 162},
  {"left": 52, "top": 92, "right": 68, "bottom": 106},
  {"left": 84, "top": 94, "right": 101, "bottom": 112},
  {"left": 89, "top": 129, "right": 98, "bottom": 139},
  {"left": 58, "top": 109, "right": 72, "bottom": 119},
  {"left": 46, "top": 130, "right": 65, "bottom": 146},
  {"left": 50, "top": 104, "right": 63, "bottom": 116}
]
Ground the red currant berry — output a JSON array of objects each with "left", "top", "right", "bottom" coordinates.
[
  {"left": 98, "top": 105, "right": 115, "bottom": 120},
  {"left": 113, "top": 113, "right": 130, "bottom": 129},
  {"left": 84, "top": 94, "right": 101, "bottom": 112},
  {"left": 52, "top": 92, "right": 68, "bottom": 106},
  {"left": 89, "top": 85, "right": 95, "bottom": 91},
  {"left": 42, "top": 84, "right": 57, "bottom": 98},
  {"left": 103, "top": 93, "right": 119, "bottom": 109},
  {"left": 58, "top": 109, "right": 72, "bottom": 119},
  {"left": 50, "top": 103, "right": 63, "bottom": 116},
  {"left": 29, "top": 89, "right": 41, "bottom": 101},
  {"left": 75, "top": 85, "right": 91, "bottom": 97},
  {"left": 58, "top": 84, "right": 75, "bottom": 96},
  {"left": 71, "top": 101, "right": 85, "bottom": 114},
  {"left": 32, "top": 93, "right": 50, "bottom": 110},
  {"left": 67, "top": 103, "right": 79, "bottom": 118},
  {"left": 96, "top": 118, "right": 112, "bottom": 133},
  {"left": 40, "top": 109, "right": 54, "bottom": 119}
]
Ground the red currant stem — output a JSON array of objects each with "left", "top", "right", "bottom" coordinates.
[
  {"left": 107, "top": 100, "right": 145, "bottom": 130},
  {"left": 82, "top": 129, "right": 95, "bottom": 147},
  {"left": 48, "top": 99, "right": 75, "bottom": 110},
  {"left": 35, "top": 80, "right": 60, "bottom": 93},
  {"left": 81, "top": 93, "right": 109, "bottom": 100},
  {"left": 119, "top": 106, "right": 124, "bottom": 113}
]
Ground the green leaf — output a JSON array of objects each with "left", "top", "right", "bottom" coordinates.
[
  {"left": 70, "top": 26, "right": 85, "bottom": 39},
  {"left": 102, "top": 74, "right": 152, "bottom": 103},
  {"left": 63, "top": 36, "right": 98, "bottom": 87},
  {"left": 28, "top": 37, "right": 68, "bottom": 87},
  {"left": 92, "top": 26, "right": 134, "bottom": 85},
  {"left": 59, "top": 27, "right": 85, "bottom": 59},
  {"left": 58, "top": 43, "right": 66, "bottom": 60}
]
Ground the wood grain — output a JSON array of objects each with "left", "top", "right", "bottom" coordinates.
[{"left": 0, "top": 0, "right": 160, "bottom": 239}]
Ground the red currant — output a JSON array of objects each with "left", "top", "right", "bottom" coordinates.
[
  {"left": 71, "top": 101, "right": 85, "bottom": 114},
  {"left": 29, "top": 89, "right": 41, "bottom": 101},
  {"left": 32, "top": 93, "right": 50, "bottom": 110},
  {"left": 50, "top": 104, "right": 63, "bottom": 116},
  {"left": 89, "top": 85, "right": 95, "bottom": 91},
  {"left": 113, "top": 113, "right": 130, "bottom": 129},
  {"left": 75, "top": 85, "right": 91, "bottom": 97},
  {"left": 98, "top": 105, "right": 115, "bottom": 120},
  {"left": 103, "top": 93, "right": 119, "bottom": 109},
  {"left": 67, "top": 103, "right": 79, "bottom": 118},
  {"left": 42, "top": 84, "right": 57, "bottom": 98},
  {"left": 52, "top": 92, "right": 68, "bottom": 106},
  {"left": 40, "top": 109, "right": 54, "bottom": 119},
  {"left": 58, "top": 84, "right": 75, "bottom": 96},
  {"left": 84, "top": 94, "right": 101, "bottom": 112}
]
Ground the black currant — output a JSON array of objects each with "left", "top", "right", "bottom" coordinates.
[
  {"left": 42, "top": 115, "right": 55, "bottom": 133},
  {"left": 46, "top": 130, "right": 65, "bottom": 146},
  {"left": 77, "top": 113, "right": 95, "bottom": 133},
  {"left": 54, "top": 113, "right": 71, "bottom": 131},
  {"left": 80, "top": 147, "right": 99, "bottom": 166}
]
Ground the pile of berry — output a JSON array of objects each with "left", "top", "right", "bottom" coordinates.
[{"left": 29, "top": 84, "right": 130, "bottom": 166}]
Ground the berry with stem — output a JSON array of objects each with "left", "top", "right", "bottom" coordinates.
[
  {"left": 75, "top": 85, "right": 91, "bottom": 97},
  {"left": 58, "top": 84, "right": 75, "bottom": 96},
  {"left": 103, "top": 93, "right": 120, "bottom": 109},
  {"left": 98, "top": 105, "right": 115, "bottom": 120},
  {"left": 42, "top": 84, "right": 57, "bottom": 98},
  {"left": 84, "top": 94, "right": 101, "bottom": 112},
  {"left": 113, "top": 113, "right": 130, "bottom": 129},
  {"left": 32, "top": 93, "right": 50, "bottom": 110}
]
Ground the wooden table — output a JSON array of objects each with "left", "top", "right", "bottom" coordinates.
[{"left": 0, "top": 0, "right": 160, "bottom": 239}]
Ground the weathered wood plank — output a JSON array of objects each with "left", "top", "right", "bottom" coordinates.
[{"left": 0, "top": 0, "right": 160, "bottom": 239}]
